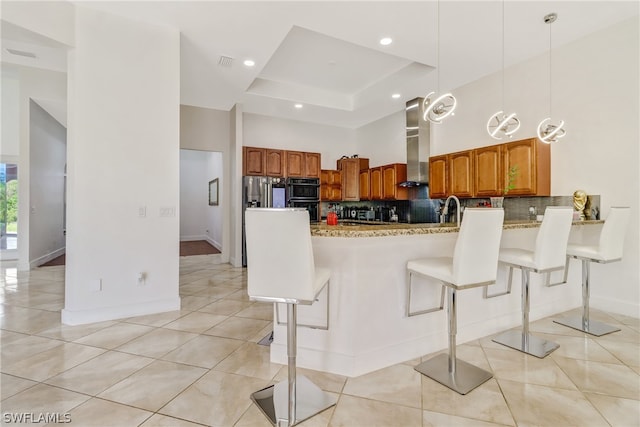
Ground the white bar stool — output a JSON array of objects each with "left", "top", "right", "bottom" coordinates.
[
  {"left": 406, "top": 208, "right": 504, "bottom": 395},
  {"left": 492, "top": 206, "right": 573, "bottom": 358},
  {"left": 554, "top": 206, "right": 631, "bottom": 336},
  {"left": 245, "top": 208, "right": 336, "bottom": 427}
]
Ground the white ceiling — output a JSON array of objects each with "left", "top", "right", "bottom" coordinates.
[{"left": 1, "top": 1, "right": 638, "bottom": 129}]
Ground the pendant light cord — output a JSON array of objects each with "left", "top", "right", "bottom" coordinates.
[
  {"left": 549, "top": 17, "right": 553, "bottom": 119},
  {"left": 501, "top": 0, "right": 505, "bottom": 111},
  {"left": 437, "top": 0, "right": 441, "bottom": 95}
]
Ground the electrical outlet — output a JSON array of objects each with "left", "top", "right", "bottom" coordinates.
[
  {"left": 138, "top": 206, "right": 146, "bottom": 217},
  {"left": 137, "top": 272, "right": 146, "bottom": 286},
  {"left": 159, "top": 207, "right": 175, "bottom": 217}
]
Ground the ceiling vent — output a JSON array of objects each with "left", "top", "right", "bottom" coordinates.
[
  {"left": 5, "top": 48, "right": 37, "bottom": 58},
  {"left": 218, "top": 55, "right": 234, "bottom": 67}
]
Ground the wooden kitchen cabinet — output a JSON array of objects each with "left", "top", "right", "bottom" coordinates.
[
  {"left": 474, "top": 145, "right": 502, "bottom": 197},
  {"left": 370, "top": 167, "right": 383, "bottom": 200},
  {"left": 245, "top": 147, "right": 319, "bottom": 178},
  {"left": 320, "top": 169, "right": 341, "bottom": 201},
  {"left": 337, "top": 158, "right": 369, "bottom": 201},
  {"left": 448, "top": 151, "right": 474, "bottom": 198},
  {"left": 502, "top": 138, "right": 550, "bottom": 196},
  {"left": 285, "top": 151, "right": 305, "bottom": 177},
  {"left": 305, "top": 152, "right": 321, "bottom": 178},
  {"left": 242, "top": 146, "right": 266, "bottom": 176},
  {"left": 265, "top": 149, "right": 286, "bottom": 177},
  {"left": 284, "top": 151, "right": 321, "bottom": 178},
  {"left": 382, "top": 163, "right": 408, "bottom": 200},
  {"left": 359, "top": 169, "right": 371, "bottom": 200},
  {"left": 428, "top": 155, "right": 448, "bottom": 199}
]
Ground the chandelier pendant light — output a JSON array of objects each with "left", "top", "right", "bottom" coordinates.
[
  {"left": 487, "top": 0, "right": 520, "bottom": 140},
  {"left": 537, "top": 12, "right": 566, "bottom": 144},
  {"left": 423, "top": 0, "right": 457, "bottom": 124},
  {"left": 487, "top": 111, "right": 520, "bottom": 138},
  {"left": 423, "top": 91, "right": 457, "bottom": 124}
]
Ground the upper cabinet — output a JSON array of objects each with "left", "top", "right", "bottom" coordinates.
[
  {"left": 474, "top": 145, "right": 501, "bottom": 197},
  {"left": 370, "top": 167, "right": 383, "bottom": 200},
  {"left": 305, "top": 152, "right": 321, "bottom": 178},
  {"left": 243, "top": 147, "right": 320, "bottom": 178},
  {"left": 285, "top": 151, "right": 305, "bottom": 177},
  {"left": 502, "top": 138, "right": 550, "bottom": 196},
  {"left": 338, "top": 158, "right": 369, "bottom": 201},
  {"left": 265, "top": 149, "right": 286, "bottom": 177},
  {"left": 429, "top": 137, "right": 551, "bottom": 199},
  {"left": 287, "top": 151, "right": 321, "bottom": 178},
  {"left": 382, "top": 163, "right": 408, "bottom": 200},
  {"left": 448, "top": 151, "right": 474, "bottom": 198},
  {"left": 243, "top": 147, "right": 266, "bottom": 176},
  {"left": 320, "top": 169, "right": 341, "bottom": 201},
  {"left": 359, "top": 169, "right": 371, "bottom": 201},
  {"left": 428, "top": 155, "right": 448, "bottom": 199}
]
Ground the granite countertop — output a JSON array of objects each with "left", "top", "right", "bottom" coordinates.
[{"left": 310, "top": 219, "right": 604, "bottom": 238}]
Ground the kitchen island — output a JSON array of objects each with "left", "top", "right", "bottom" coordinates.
[{"left": 270, "top": 219, "right": 604, "bottom": 377}]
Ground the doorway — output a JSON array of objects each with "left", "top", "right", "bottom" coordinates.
[
  {"left": 0, "top": 162, "right": 18, "bottom": 258},
  {"left": 179, "top": 149, "right": 224, "bottom": 256}
]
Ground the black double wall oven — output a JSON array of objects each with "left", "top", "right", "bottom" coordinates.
[{"left": 286, "top": 177, "right": 320, "bottom": 222}]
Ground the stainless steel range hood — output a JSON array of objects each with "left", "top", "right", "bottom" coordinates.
[{"left": 399, "top": 97, "right": 430, "bottom": 187}]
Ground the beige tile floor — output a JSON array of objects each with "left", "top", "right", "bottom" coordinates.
[{"left": 1, "top": 256, "right": 639, "bottom": 426}]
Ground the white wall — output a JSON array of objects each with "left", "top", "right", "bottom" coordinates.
[
  {"left": 0, "top": 0, "right": 75, "bottom": 47},
  {"left": 179, "top": 149, "right": 223, "bottom": 250},
  {"left": 1, "top": 69, "right": 20, "bottom": 157},
  {"left": 243, "top": 113, "right": 357, "bottom": 169},
  {"left": 180, "top": 105, "right": 230, "bottom": 262},
  {"left": 29, "top": 100, "right": 66, "bottom": 266},
  {"left": 356, "top": 110, "right": 406, "bottom": 167},
  {"left": 62, "top": 6, "right": 181, "bottom": 324},
  {"left": 435, "top": 18, "right": 639, "bottom": 316}
]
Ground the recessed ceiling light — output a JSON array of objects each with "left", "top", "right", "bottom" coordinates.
[
  {"left": 379, "top": 37, "right": 393, "bottom": 46},
  {"left": 392, "top": 93, "right": 401, "bottom": 99},
  {"left": 243, "top": 59, "right": 255, "bottom": 67},
  {"left": 294, "top": 104, "right": 303, "bottom": 109}
]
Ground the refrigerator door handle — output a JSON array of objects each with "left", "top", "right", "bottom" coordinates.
[{"left": 265, "top": 180, "right": 272, "bottom": 208}]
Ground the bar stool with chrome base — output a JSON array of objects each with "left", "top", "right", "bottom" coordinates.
[
  {"left": 492, "top": 206, "right": 573, "bottom": 358},
  {"left": 554, "top": 206, "right": 631, "bottom": 336},
  {"left": 406, "top": 208, "right": 504, "bottom": 395},
  {"left": 244, "top": 208, "right": 336, "bottom": 426}
]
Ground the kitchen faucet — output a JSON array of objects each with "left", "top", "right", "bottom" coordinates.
[{"left": 442, "top": 195, "right": 461, "bottom": 227}]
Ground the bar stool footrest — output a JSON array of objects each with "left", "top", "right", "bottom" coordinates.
[
  {"left": 553, "top": 317, "right": 621, "bottom": 337},
  {"left": 414, "top": 353, "right": 493, "bottom": 395},
  {"left": 492, "top": 330, "right": 559, "bottom": 358},
  {"left": 250, "top": 375, "right": 337, "bottom": 426}
]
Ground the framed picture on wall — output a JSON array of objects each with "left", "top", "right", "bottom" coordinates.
[{"left": 209, "top": 178, "right": 219, "bottom": 206}]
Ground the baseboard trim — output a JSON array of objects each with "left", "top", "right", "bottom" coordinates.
[
  {"left": 591, "top": 295, "right": 640, "bottom": 318},
  {"left": 180, "top": 235, "right": 206, "bottom": 242},
  {"left": 61, "top": 297, "right": 181, "bottom": 325},
  {"left": 32, "top": 247, "right": 65, "bottom": 268},
  {"left": 204, "top": 236, "right": 222, "bottom": 251}
]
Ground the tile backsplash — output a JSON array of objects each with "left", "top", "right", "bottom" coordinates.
[
  {"left": 321, "top": 194, "right": 600, "bottom": 223},
  {"left": 460, "top": 195, "right": 601, "bottom": 221}
]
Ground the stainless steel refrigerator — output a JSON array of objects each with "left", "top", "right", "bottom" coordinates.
[{"left": 242, "top": 176, "right": 286, "bottom": 266}]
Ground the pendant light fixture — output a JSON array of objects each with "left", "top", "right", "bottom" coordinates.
[
  {"left": 423, "top": 0, "right": 457, "bottom": 124},
  {"left": 486, "top": 0, "right": 520, "bottom": 140},
  {"left": 537, "top": 12, "right": 566, "bottom": 144}
]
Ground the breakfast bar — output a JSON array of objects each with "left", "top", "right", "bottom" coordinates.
[{"left": 269, "top": 219, "right": 604, "bottom": 377}]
